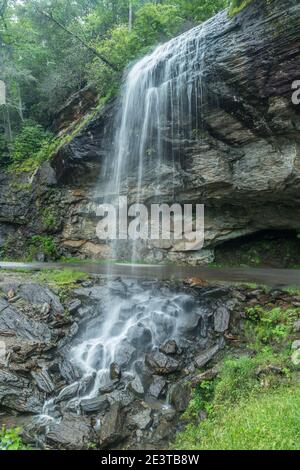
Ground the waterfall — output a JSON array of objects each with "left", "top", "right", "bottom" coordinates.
[
  {"left": 41, "top": 21, "right": 209, "bottom": 420},
  {"left": 106, "top": 22, "right": 207, "bottom": 202}
]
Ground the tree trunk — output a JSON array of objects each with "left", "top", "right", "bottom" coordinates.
[{"left": 128, "top": 1, "right": 133, "bottom": 31}]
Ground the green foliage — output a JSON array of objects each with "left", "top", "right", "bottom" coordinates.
[
  {"left": 174, "top": 384, "right": 300, "bottom": 450},
  {"left": 87, "top": 3, "right": 183, "bottom": 98},
  {"left": 0, "top": 427, "right": 29, "bottom": 450},
  {"left": 183, "top": 380, "right": 215, "bottom": 420},
  {"left": 174, "top": 0, "right": 229, "bottom": 22},
  {"left": 42, "top": 208, "right": 57, "bottom": 229},
  {"left": 10, "top": 120, "right": 53, "bottom": 164},
  {"left": 174, "top": 302, "right": 300, "bottom": 450},
  {"left": 228, "top": 0, "right": 253, "bottom": 16},
  {"left": 244, "top": 306, "right": 299, "bottom": 348},
  {"left": 1, "top": 0, "right": 228, "bottom": 173},
  {"left": 38, "top": 268, "right": 89, "bottom": 287},
  {"left": 26, "top": 235, "right": 57, "bottom": 261}
]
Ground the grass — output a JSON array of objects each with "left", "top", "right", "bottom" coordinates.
[
  {"left": 174, "top": 303, "right": 300, "bottom": 450},
  {"left": 38, "top": 269, "right": 89, "bottom": 288},
  {"left": 175, "top": 385, "right": 300, "bottom": 450}
]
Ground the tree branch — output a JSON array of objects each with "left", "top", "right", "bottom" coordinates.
[{"left": 37, "top": 9, "right": 119, "bottom": 72}]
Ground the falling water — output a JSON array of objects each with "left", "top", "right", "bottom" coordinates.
[
  {"left": 42, "top": 21, "right": 210, "bottom": 419},
  {"left": 103, "top": 20, "right": 208, "bottom": 207}
]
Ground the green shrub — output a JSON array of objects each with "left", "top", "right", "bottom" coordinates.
[
  {"left": 42, "top": 208, "right": 57, "bottom": 229},
  {"left": 11, "top": 120, "right": 53, "bottom": 163},
  {"left": 0, "top": 427, "right": 29, "bottom": 450},
  {"left": 26, "top": 235, "right": 57, "bottom": 261},
  {"left": 244, "top": 306, "right": 300, "bottom": 348}
]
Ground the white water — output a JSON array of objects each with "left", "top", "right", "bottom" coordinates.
[
  {"left": 42, "top": 22, "right": 209, "bottom": 418},
  {"left": 103, "top": 20, "right": 208, "bottom": 206}
]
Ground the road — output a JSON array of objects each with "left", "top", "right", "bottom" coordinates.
[{"left": 1, "top": 261, "right": 300, "bottom": 287}]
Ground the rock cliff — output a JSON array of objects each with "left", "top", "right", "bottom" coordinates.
[{"left": 0, "top": 0, "right": 299, "bottom": 263}]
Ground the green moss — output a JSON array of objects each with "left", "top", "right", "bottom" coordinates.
[
  {"left": 26, "top": 235, "right": 57, "bottom": 261},
  {"left": 8, "top": 99, "right": 105, "bottom": 176},
  {"left": 42, "top": 208, "right": 57, "bottom": 229},
  {"left": 228, "top": 0, "right": 253, "bottom": 16},
  {"left": 38, "top": 269, "right": 89, "bottom": 288}
]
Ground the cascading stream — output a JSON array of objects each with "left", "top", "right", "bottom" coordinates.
[{"left": 41, "top": 20, "right": 209, "bottom": 420}]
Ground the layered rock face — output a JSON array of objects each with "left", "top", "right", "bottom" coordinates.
[{"left": 0, "top": 0, "right": 299, "bottom": 263}]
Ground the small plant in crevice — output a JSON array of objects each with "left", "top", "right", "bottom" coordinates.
[
  {"left": 42, "top": 207, "right": 57, "bottom": 230},
  {"left": 26, "top": 235, "right": 57, "bottom": 261},
  {"left": 0, "top": 427, "right": 29, "bottom": 451}
]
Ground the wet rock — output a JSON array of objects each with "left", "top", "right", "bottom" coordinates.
[
  {"left": 191, "top": 367, "right": 219, "bottom": 386},
  {"left": 292, "top": 340, "right": 300, "bottom": 350},
  {"left": 115, "top": 341, "right": 136, "bottom": 368},
  {"left": 128, "top": 409, "right": 153, "bottom": 430},
  {"left": 46, "top": 414, "right": 92, "bottom": 450},
  {"left": 214, "top": 306, "right": 230, "bottom": 333},
  {"left": 55, "top": 382, "right": 80, "bottom": 403},
  {"left": 110, "top": 362, "right": 121, "bottom": 381},
  {"left": 128, "top": 376, "right": 144, "bottom": 397},
  {"left": 78, "top": 374, "right": 96, "bottom": 396},
  {"left": 31, "top": 369, "right": 55, "bottom": 394},
  {"left": 127, "top": 325, "right": 152, "bottom": 350},
  {"left": 148, "top": 376, "right": 168, "bottom": 399},
  {"left": 159, "top": 340, "right": 178, "bottom": 356},
  {"left": 107, "top": 389, "right": 135, "bottom": 407},
  {"left": 99, "top": 402, "right": 126, "bottom": 448},
  {"left": 195, "top": 344, "right": 221, "bottom": 369},
  {"left": 0, "top": 299, "right": 52, "bottom": 342},
  {"left": 18, "top": 284, "right": 64, "bottom": 314},
  {"left": 65, "top": 299, "right": 82, "bottom": 315},
  {"left": 255, "top": 365, "right": 284, "bottom": 377},
  {"left": 59, "top": 360, "right": 81, "bottom": 383},
  {"left": 40, "top": 303, "right": 51, "bottom": 316},
  {"left": 169, "top": 381, "right": 191, "bottom": 412},
  {"left": 145, "top": 350, "right": 179, "bottom": 375},
  {"left": 80, "top": 396, "right": 110, "bottom": 413},
  {"left": 151, "top": 408, "right": 177, "bottom": 443},
  {"left": 293, "top": 320, "right": 300, "bottom": 333},
  {"left": 0, "top": 368, "right": 43, "bottom": 414}
]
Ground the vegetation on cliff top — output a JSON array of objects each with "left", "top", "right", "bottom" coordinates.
[{"left": 1, "top": 0, "right": 229, "bottom": 170}]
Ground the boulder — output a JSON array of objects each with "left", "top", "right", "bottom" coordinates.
[
  {"left": 195, "top": 344, "right": 221, "bottom": 369},
  {"left": 99, "top": 402, "right": 126, "bottom": 448},
  {"left": 18, "top": 284, "right": 64, "bottom": 314},
  {"left": 169, "top": 381, "right": 191, "bottom": 412},
  {"left": 80, "top": 396, "right": 110, "bottom": 413},
  {"left": 31, "top": 369, "right": 55, "bottom": 394},
  {"left": 148, "top": 376, "right": 168, "bottom": 399},
  {"left": 0, "top": 368, "right": 43, "bottom": 414},
  {"left": 128, "top": 409, "right": 153, "bottom": 430},
  {"left": 159, "top": 340, "right": 178, "bottom": 356},
  {"left": 128, "top": 376, "right": 144, "bottom": 398},
  {"left": 145, "top": 350, "right": 179, "bottom": 375},
  {"left": 46, "top": 414, "right": 92, "bottom": 450},
  {"left": 0, "top": 298, "right": 52, "bottom": 342},
  {"left": 110, "top": 362, "right": 121, "bottom": 381},
  {"left": 214, "top": 306, "right": 230, "bottom": 333}
]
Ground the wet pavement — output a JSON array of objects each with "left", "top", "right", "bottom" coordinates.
[{"left": 1, "top": 261, "right": 300, "bottom": 287}]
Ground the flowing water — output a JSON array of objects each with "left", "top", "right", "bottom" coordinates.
[{"left": 42, "top": 21, "right": 210, "bottom": 419}]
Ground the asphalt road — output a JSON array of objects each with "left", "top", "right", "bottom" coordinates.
[{"left": 1, "top": 261, "right": 300, "bottom": 287}]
